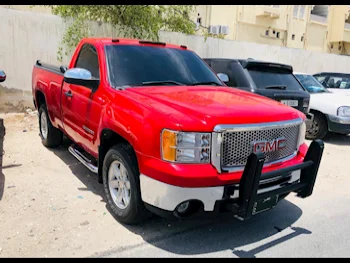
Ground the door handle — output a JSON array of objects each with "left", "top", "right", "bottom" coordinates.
[{"left": 65, "top": 91, "right": 73, "bottom": 97}]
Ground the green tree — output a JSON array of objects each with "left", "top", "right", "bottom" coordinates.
[{"left": 34, "top": 5, "right": 198, "bottom": 61}]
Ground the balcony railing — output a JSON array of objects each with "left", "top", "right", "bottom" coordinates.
[
  {"left": 310, "top": 14, "right": 327, "bottom": 24},
  {"left": 256, "top": 6, "right": 280, "bottom": 19},
  {"left": 344, "top": 30, "right": 350, "bottom": 42},
  {"left": 345, "top": 22, "right": 350, "bottom": 30}
]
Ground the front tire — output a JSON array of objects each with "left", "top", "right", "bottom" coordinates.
[
  {"left": 102, "top": 143, "right": 149, "bottom": 225},
  {"left": 306, "top": 112, "right": 328, "bottom": 140},
  {"left": 39, "top": 104, "right": 62, "bottom": 148}
]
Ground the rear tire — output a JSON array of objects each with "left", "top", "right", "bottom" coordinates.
[
  {"left": 102, "top": 143, "right": 149, "bottom": 225},
  {"left": 306, "top": 112, "right": 328, "bottom": 140},
  {"left": 39, "top": 104, "right": 62, "bottom": 148}
]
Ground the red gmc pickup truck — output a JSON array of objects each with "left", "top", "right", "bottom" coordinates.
[{"left": 32, "top": 38, "right": 324, "bottom": 225}]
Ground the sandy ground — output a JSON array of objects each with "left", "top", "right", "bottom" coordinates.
[{"left": 0, "top": 112, "right": 350, "bottom": 257}]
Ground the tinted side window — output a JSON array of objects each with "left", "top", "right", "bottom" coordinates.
[
  {"left": 211, "top": 61, "right": 237, "bottom": 87},
  {"left": 75, "top": 44, "right": 100, "bottom": 79},
  {"left": 326, "top": 77, "right": 341, "bottom": 88},
  {"left": 314, "top": 75, "right": 328, "bottom": 88},
  {"left": 314, "top": 75, "right": 326, "bottom": 83}
]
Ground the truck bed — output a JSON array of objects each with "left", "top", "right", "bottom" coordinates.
[{"left": 32, "top": 60, "right": 67, "bottom": 129}]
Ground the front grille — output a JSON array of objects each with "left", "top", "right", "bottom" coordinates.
[{"left": 221, "top": 124, "right": 300, "bottom": 168}]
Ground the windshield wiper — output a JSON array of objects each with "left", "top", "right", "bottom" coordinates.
[
  {"left": 189, "top": 81, "right": 223, "bottom": 86},
  {"left": 141, "top": 80, "right": 185, "bottom": 86},
  {"left": 264, "top": 85, "right": 287, "bottom": 90}
]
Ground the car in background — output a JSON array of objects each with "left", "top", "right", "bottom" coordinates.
[
  {"left": 0, "top": 70, "right": 6, "bottom": 83},
  {"left": 295, "top": 72, "right": 350, "bottom": 139},
  {"left": 313, "top": 72, "right": 350, "bottom": 96},
  {"left": 203, "top": 58, "right": 313, "bottom": 127}
]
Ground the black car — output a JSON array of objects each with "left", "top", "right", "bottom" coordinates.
[{"left": 203, "top": 58, "right": 312, "bottom": 118}]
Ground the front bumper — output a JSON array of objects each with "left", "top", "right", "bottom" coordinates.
[
  {"left": 327, "top": 115, "right": 350, "bottom": 134},
  {"left": 140, "top": 140, "right": 324, "bottom": 220}
]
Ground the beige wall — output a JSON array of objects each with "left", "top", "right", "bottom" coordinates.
[
  {"left": 2, "top": 6, "right": 350, "bottom": 96},
  {"left": 239, "top": 5, "right": 288, "bottom": 31},
  {"left": 209, "top": 5, "right": 238, "bottom": 40},
  {"left": 327, "top": 5, "right": 348, "bottom": 43},
  {"left": 305, "top": 23, "right": 327, "bottom": 52},
  {"left": 0, "top": 5, "right": 52, "bottom": 14},
  {"left": 236, "top": 23, "right": 285, "bottom": 46}
]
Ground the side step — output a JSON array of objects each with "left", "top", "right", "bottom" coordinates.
[{"left": 68, "top": 144, "right": 98, "bottom": 174}]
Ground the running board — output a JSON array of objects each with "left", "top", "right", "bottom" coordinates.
[{"left": 68, "top": 145, "right": 98, "bottom": 174}]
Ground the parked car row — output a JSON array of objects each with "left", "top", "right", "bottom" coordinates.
[
  {"left": 294, "top": 72, "right": 350, "bottom": 139},
  {"left": 203, "top": 58, "right": 350, "bottom": 140},
  {"left": 31, "top": 38, "right": 324, "bottom": 225}
]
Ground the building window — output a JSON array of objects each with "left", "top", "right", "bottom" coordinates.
[
  {"left": 299, "top": 5, "right": 306, "bottom": 19},
  {"left": 276, "top": 32, "right": 280, "bottom": 38},
  {"left": 310, "top": 5, "right": 329, "bottom": 24},
  {"left": 293, "top": 5, "right": 299, "bottom": 18},
  {"left": 292, "top": 34, "right": 295, "bottom": 40},
  {"left": 301, "top": 35, "right": 304, "bottom": 42},
  {"left": 265, "top": 30, "right": 269, "bottom": 36}
]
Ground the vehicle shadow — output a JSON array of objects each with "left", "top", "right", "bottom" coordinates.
[
  {"left": 50, "top": 136, "right": 106, "bottom": 202},
  {"left": 51, "top": 137, "right": 308, "bottom": 258},
  {"left": 0, "top": 118, "right": 5, "bottom": 201},
  {"left": 323, "top": 133, "right": 350, "bottom": 146},
  {"left": 0, "top": 163, "right": 4, "bottom": 201},
  {"left": 118, "top": 199, "right": 307, "bottom": 257}
]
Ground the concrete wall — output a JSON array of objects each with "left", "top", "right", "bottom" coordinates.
[{"left": 2, "top": 7, "right": 350, "bottom": 112}]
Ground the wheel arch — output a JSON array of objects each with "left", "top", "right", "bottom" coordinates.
[{"left": 98, "top": 128, "right": 138, "bottom": 184}]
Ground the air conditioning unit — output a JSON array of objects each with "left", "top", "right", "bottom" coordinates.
[
  {"left": 209, "top": 25, "right": 220, "bottom": 35},
  {"left": 219, "top": 25, "right": 230, "bottom": 35}
]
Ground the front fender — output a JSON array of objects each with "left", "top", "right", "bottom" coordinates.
[{"left": 97, "top": 103, "right": 162, "bottom": 158}]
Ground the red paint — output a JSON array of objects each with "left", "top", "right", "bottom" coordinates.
[{"left": 32, "top": 38, "right": 307, "bottom": 188}]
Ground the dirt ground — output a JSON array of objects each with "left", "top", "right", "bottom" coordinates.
[
  {"left": 1, "top": 112, "right": 350, "bottom": 257},
  {"left": 0, "top": 112, "right": 222, "bottom": 257}
]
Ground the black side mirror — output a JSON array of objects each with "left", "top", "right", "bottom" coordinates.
[
  {"left": 63, "top": 68, "right": 99, "bottom": 91},
  {"left": 0, "top": 70, "right": 6, "bottom": 83}
]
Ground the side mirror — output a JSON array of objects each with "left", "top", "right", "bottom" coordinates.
[
  {"left": 217, "top": 73, "right": 229, "bottom": 83},
  {"left": 0, "top": 70, "right": 6, "bottom": 83},
  {"left": 63, "top": 68, "right": 99, "bottom": 91}
]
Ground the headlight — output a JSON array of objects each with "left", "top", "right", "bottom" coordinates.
[
  {"left": 298, "top": 122, "right": 306, "bottom": 148},
  {"left": 161, "top": 129, "right": 211, "bottom": 163},
  {"left": 337, "top": 106, "right": 350, "bottom": 117},
  {"left": 303, "top": 99, "right": 310, "bottom": 112}
]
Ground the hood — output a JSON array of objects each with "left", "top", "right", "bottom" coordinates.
[
  {"left": 124, "top": 86, "right": 303, "bottom": 131},
  {"left": 328, "top": 89, "right": 350, "bottom": 96},
  {"left": 310, "top": 92, "right": 350, "bottom": 115}
]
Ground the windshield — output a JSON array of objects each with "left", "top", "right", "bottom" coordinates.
[
  {"left": 247, "top": 68, "right": 305, "bottom": 91},
  {"left": 105, "top": 45, "right": 223, "bottom": 88},
  {"left": 295, "top": 74, "right": 329, "bottom": 93}
]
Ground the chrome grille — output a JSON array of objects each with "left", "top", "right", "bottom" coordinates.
[{"left": 221, "top": 124, "right": 300, "bottom": 168}]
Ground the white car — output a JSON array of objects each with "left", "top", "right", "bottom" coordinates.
[{"left": 294, "top": 72, "right": 350, "bottom": 140}]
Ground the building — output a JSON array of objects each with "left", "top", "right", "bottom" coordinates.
[
  {"left": 192, "top": 5, "right": 350, "bottom": 55},
  {"left": 3, "top": 5, "right": 350, "bottom": 55}
]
